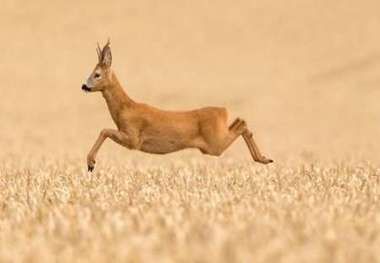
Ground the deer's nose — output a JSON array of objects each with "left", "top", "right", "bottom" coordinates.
[{"left": 82, "top": 84, "right": 91, "bottom": 92}]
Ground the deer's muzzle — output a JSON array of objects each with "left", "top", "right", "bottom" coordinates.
[{"left": 82, "top": 84, "right": 92, "bottom": 92}]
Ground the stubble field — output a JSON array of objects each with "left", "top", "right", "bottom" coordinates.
[
  {"left": 1, "top": 157, "right": 380, "bottom": 262},
  {"left": 1, "top": 0, "right": 380, "bottom": 262}
]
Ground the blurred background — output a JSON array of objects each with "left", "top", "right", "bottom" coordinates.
[{"left": 1, "top": 0, "right": 379, "bottom": 162}]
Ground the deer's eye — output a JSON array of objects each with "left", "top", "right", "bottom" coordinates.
[{"left": 94, "top": 73, "right": 101, "bottom": 79}]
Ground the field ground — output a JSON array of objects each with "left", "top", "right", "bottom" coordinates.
[
  {"left": 1, "top": 156, "right": 380, "bottom": 263},
  {"left": 1, "top": 0, "right": 380, "bottom": 262}
]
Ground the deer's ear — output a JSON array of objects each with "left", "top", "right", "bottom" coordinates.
[{"left": 102, "top": 46, "right": 112, "bottom": 68}]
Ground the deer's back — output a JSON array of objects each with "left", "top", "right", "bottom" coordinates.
[{"left": 122, "top": 104, "right": 227, "bottom": 151}]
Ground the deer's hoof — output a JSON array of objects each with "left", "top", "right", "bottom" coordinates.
[
  {"left": 88, "top": 165, "right": 94, "bottom": 172},
  {"left": 257, "top": 157, "right": 274, "bottom": 165},
  {"left": 87, "top": 155, "right": 96, "bottom": 172}
]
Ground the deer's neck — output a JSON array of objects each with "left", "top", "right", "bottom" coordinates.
[{"left": 102, "top": 72, "right": 134, "bottom": 127}]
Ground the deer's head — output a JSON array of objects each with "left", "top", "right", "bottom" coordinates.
[{"left": 82, "top": 40, "right": 113, "bottom": 93}]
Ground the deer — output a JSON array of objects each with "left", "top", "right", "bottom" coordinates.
[{"left": 82, "top": 40, "right": 273, "bottom": 172}]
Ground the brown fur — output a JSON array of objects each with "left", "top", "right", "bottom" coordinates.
[{"left": 83, "top": 41, "right": 273, "bottom": 171}]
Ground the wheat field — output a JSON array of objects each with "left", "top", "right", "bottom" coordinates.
[
  {"left": 1, "top": 0, "right": 380, "bottom": 262},
  {"left": 1, "top": 157, "right": 380, "bottom": 262}
]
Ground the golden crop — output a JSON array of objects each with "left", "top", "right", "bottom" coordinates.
[{"left": 0, "top": 157, "right": 379, "bottom": 262}]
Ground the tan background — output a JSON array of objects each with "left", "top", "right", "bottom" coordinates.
[{"left": 1, "top": 0, "right": 379, "bottom": 162}]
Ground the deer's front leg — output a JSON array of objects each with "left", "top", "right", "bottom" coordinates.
[{"left": 87, "top": 129, "right": 133, "bottom": 172}]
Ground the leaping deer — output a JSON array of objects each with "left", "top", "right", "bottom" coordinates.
[{"left": 82, "top": 40, "right": 273, "bottom": 171}]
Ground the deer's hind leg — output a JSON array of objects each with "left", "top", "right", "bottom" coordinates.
[
  {"left": 200, "top": 118, "right": 247, "bottom": 156},
  {"left": 200, "top": 118, "right": 273, "bottom": 164},
  {"left": 242, "top": 129, "right": 273, "bottom": 164},
  {"left": 229, "top": 118, "right": 273, "bottom": 164}
]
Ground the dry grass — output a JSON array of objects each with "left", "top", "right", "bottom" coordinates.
[{"left": 1, "top": 156, "right": 379, "bottom": 263}]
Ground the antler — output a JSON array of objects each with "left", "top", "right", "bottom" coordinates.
[
  {"left": 96, "top": 39, "right": 112, "bottom": 65},
  {"left": 96, "top": 42, "right": 102, "bottom": 62}
]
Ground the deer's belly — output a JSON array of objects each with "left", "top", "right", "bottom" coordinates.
[
  {"left": 138, "top": 116, "right": 200, "bottom": 154},
  {"left": 140, "top": 137, "right": 188, "bottom": 154}
]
